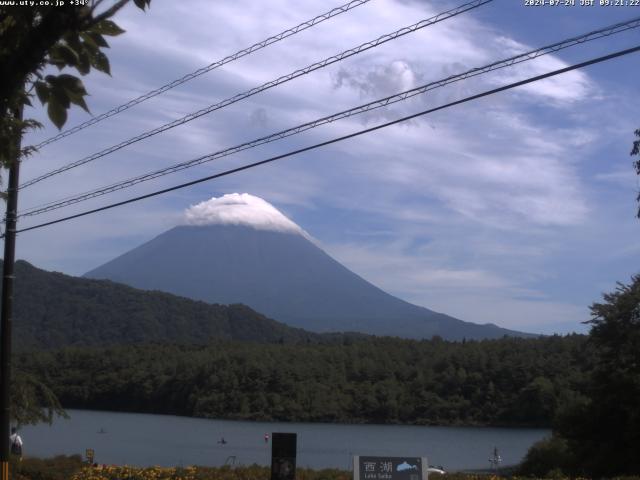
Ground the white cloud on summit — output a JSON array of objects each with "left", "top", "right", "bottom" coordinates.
[
  {"left": 183, "top": 193, "right": 305, "bottom": 235},
  {"left": 15, "top": 0, "right": 638, "bottom": 335}
]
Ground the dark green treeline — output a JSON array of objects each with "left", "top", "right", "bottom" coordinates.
[{"left": 19, "top": 335, "right": 590, "bottom": 427}]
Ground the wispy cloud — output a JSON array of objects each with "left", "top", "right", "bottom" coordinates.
[
  {"left": 323, "top": 239, "right": 588, "bottom": 332},
  {"left": 14, "top": 0, "right": 640, "bottom": 334}
]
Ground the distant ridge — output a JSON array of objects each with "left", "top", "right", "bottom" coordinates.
[
  {"left": 85, "top": 194, "right": 532, "bottom": 340},
  {"left": 2, "top": 259, "right": 322, "bottom": 350}
]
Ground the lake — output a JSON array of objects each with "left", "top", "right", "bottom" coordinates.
[{"left": 20, "top": 409, "right": 549, "bottom": 471}]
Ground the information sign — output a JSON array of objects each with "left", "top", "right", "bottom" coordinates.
[{"left": 353, "top": 456, "right": 427, "bottom": 480}]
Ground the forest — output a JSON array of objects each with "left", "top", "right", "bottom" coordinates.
[
  {"left": 5, "top": 260, "right": 328, "bottom": 349},
  {"left": 17, "top": 334, "right": 590, "bottom": 427},
  {"left": 8, "top": 273, "right": 640, "bottom": 477}
]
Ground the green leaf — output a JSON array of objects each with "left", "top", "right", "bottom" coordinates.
[
  {"left": 82, "top": 32, "right": 109, "bottom": 48},
  {"left": 76, "top": 50, "right": 91, "bottom": 75},
  {"left": 133, "top": 0, "right": 151, "bottom": 10},
  {"left": 47, "top": 98, "right": 68, "bottom": 130},
  {"left": 80, "top": 32, "right": 98, "bottom": 50},
  {"left": 80, "top": 36, "right": 99, "bottom": 55},
  {"left": 64, "top": 33, "right": 83, "bottom": 56},
  {"left": 68, "top": 94, "right": 90, "bottom": 114},
  {"left": 56, "top": 74, "right": 87, "bottom": 94},
  {"left": 45, "top": 75, "right": 90, "bottom": 114},
  {"left": 90, "top": 50, "right": 111, "bottom": 75},
  {"left": 50, "top": 87, "right": 70, "bottom": 109},
  {"left": 49, "top": 44, "right": 78, "bottom": 67},
  {"left": 63, "top": 78, "right": 90, "bottom": 113},
  {"left": 34, "top": 81, "right": 49, "bottom": 105},
  {"left": 93, "top": 20, "right": 125, "bottom": 37}
]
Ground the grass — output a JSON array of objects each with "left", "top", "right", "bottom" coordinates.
[{"left": 9, "top": 456, "right": 640, "bottom": 480}]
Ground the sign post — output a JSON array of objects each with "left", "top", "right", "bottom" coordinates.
[
  {"left": 271, "top": 433, "right": 297, "bottom": 480},
  {"left": 354, "top": 456, "right": 428, "bottom": 480},
  {"left": 489, "top": 447, "right": 501, "bottom": 472},
  {"left": 85, "top": 448, "right": 95, "bottom": 464}
]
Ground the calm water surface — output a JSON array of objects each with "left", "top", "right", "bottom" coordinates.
[{"left": 21, "top": 410, "right": 549, "bottom": 470}]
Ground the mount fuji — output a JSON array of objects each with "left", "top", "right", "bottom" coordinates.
[{"left": 85, "top": 193, "right": 530, "bottom": 340}]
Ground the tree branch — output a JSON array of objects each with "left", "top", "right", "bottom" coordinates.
[
  {"left": 91, "top": 0, "right": 131, "bottom": 25},
  {"left": 90, "top": 0, "right": 107, "bottom": 13}
]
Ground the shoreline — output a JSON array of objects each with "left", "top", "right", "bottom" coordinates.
[{"left": 56, "top": 406, "right": 553, "bottom": 430}]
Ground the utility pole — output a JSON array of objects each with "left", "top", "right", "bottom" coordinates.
[{"left": 0, "top": 106, "right": 22, "bottom": 480}]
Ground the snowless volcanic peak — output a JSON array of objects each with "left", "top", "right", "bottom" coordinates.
[{"left": 184, "top": 193, "right": 304, "bottom": 235}]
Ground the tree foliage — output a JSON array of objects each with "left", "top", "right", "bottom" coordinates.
[
  {"left": 17, "top": 334, "right": 592, "bottom": 427},
  {"left": 534, "top": 275, "right": 640, "bottom": 477},
  {"left": 518, "top": 436, "right": 574, "bottom": 478},
  {"left": 4, "top": 259, "right": 327, "bottom": 350},
  {"left": 523, "top": 275, "right": 640, "bottom": 477},
  {"left": 0, "top": 0, "right": 151, "bottom": 424},
  {"left": 0, "top": 0, "right": 151, "bottom": 169},
  {"left": 9, "top": 259, "right": 595, "bottom": 428},
  {"left": 10, "top": 371, "right": 66, "bottom": 426},
  {"left": 633, "top": 129, "right": 640, "bottom": 217}
]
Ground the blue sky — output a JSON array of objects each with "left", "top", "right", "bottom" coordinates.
[{"left": 16, "top": 0, "right": 640, "bottom": 335}]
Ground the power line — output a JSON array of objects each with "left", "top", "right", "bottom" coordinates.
[
  {"left": 18, "top": 16, "right": 640, "bottom": 218},
  {"left": 34, "top": 0, "right": 373, "bottom": 149},
  {"left": 19, "top": 0, "right": 493, "bottom": 190},
  {"left": 11, "top": 44, "right": 640, "bottom": 237}
]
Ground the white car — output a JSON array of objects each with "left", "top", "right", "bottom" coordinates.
[{"left": 427, "top": 466, "right": 446, "bottom": 475}]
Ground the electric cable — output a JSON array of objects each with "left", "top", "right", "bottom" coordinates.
[
  {"left": 34, "top": 0, "right": 374, "bottom": 149},
  {"left": 18, "top": 16, "right": 640, "bottom": 218},
  {"left": 19, "top": 0, "right": 493, "bottom": 190},
  {"left": 10, "top": 44, "right": 640, "bottom": 237}
]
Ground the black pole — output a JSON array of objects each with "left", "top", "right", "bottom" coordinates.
[{"left": 0, "top": 108, "right": 21, "bottom": 480}]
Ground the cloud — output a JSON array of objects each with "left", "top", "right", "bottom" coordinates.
[
  {"left": 330, "top": 105, "right": 590, "bottom": 229},
  {"left": 334, "top": 60, "right": 421, "bottom": 98},
  {"left": 249, "top": 108, "right": 269, "bottom": 128},
  {"left": 486, "top": 36, "right": 592, "bottom": 104},
  {"left": 14, "top": 0, "right": 639, "bottom": 337},
  {"left": 594, "top": 167, "right": 639, "bottom": 188},
  {"left": 323, "top": 239, "right": 589, "bottom": 334},
  {"left": 183, "top": 193, "right": 306, "bottom": 235}
]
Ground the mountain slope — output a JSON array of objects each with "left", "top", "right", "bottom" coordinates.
[
  {"left": 2, "top": 260, "right": 319, "bottom": 350},
  {"left": 85, "top": 224, "right": 529, "bottom": 340}
]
